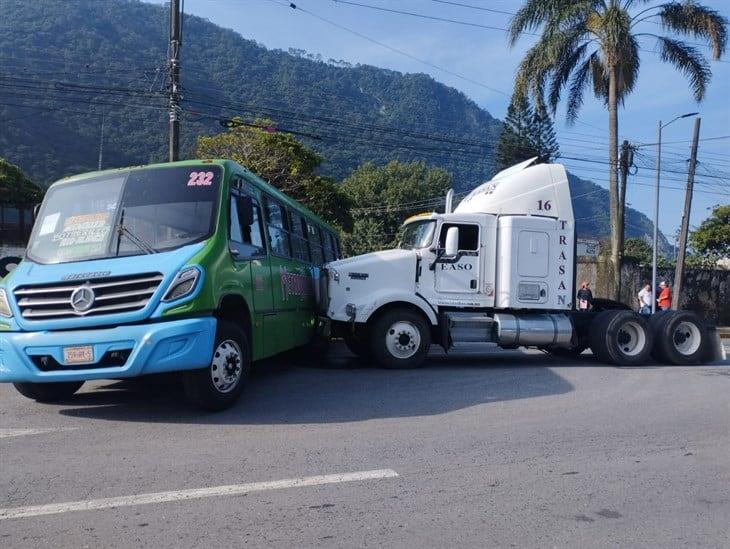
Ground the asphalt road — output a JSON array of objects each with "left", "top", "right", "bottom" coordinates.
[{"left": 1, "top": 343, "right": 729, "bottom": 548}]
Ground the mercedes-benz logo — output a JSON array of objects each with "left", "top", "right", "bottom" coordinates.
[{"left": 70, "top": 286, "right": 95, "bottom": 313}]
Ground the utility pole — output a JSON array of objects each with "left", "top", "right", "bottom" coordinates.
[
  {"left": 617, "top": 139, "right": 633, "bottom": 295},
  {"left": 168, "top": 0, "right": 182, "bottom": 161},
  {"left": 672, "top": 117, "right": 701, "bottom": 310},
  {"left": 97, "top": 112, "right": 105, "bottom": 171}
]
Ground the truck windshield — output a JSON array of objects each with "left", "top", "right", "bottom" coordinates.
[
  {"left": 27, "top": 165, "right": 222, "bottom": 264},
  {"left": 398, "top": 220, "right": 436, "bottom": 250}
]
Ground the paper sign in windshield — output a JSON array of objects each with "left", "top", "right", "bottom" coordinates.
[
  {"left": 38, "top": 212, "right": 60, "bottom": 236},
  {"left": 52, "top": 212, "right": 112, "bottom": 248}
]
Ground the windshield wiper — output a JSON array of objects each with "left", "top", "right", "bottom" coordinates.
[{"left": 115, "top": 208, "right": 156, "bottom": 256}]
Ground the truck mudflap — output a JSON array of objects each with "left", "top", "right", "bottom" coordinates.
[{"left": 705, "top": 326, "right": 727, "bottom": 362}]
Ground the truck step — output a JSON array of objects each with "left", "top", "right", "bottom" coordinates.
[{"left": 446, "top": 313, "right": 497, "bottom": 343}]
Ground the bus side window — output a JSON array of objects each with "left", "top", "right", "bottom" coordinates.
[
  {"left": 229, "top": 193, "right": 265, "bottom": 258},
  {"left": 306, "top": 221, "right": 324, "bottom": 265},
  {"left": 289, "top": 211, "right": 310, "bottom": 263},
  {"left": 323, "top": 230, "right": 336, "bottom": 263},
  {"left": 264, "top": 198, "right": 292, "bottom": 258}
]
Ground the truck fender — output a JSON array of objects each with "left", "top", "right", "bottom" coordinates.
[{"left": 358, "top": 290, "right": 438, "bottom": 326}]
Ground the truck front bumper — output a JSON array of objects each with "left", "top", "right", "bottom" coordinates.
[{"left": 0, "top": 317, "right": 216, "bottom": 383}]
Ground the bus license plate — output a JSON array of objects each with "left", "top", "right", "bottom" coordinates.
[{"left": 63, "top": 346, "right": 94, "bottom": 365}]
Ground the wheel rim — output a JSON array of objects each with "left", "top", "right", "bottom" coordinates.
[
  {"left": 672, "top": 321, "right": 701, "bottom": 356},
  {"left": 616, "top": 320, "right": 647, "bottom": 356},
  {"left": 210, "top": 339, "right": 243, "bottom": 393},
  {"left": 385, "top": 321, "right": 421, "bottom": 359}
]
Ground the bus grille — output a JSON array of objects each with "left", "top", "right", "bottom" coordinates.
[{"left": 14, "top": 273, "right": 164, "bottom": 320}]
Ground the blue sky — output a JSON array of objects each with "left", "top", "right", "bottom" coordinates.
[{"left": 159, "top": 0, "right": 730, "bottom": 240}]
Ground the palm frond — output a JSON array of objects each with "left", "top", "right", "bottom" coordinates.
[
  {"left": 589, "top": 53, "right": 609, "bottom": 99},
  {"left": 508, "top": 0, "right": 596, "bottom": 45},
  {"left": 658, "top": 37, "right": 711, "bottom": 100},
  {"left": 548, "top": 42, "right": 590, "bottom": 111},
  {"left": 566, "top": 53, "right": 596, "bottom": 123},
  {"left": 659, "top": 2, "right": 727, "bottom": 59}
]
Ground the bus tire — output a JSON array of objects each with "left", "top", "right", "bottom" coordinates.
[
  {"left": 370, "top": 308, "right": 430, "bottom": 369},
  {"left": 344, "top": 328, "right": 371, "bottom": 358},
  {"left": 589, "top": 310, "right": 653, "bottom": 366},
  {"left": 13, "top": 381, "right": 84, "bottom": 402},
  {"left": 0, "top": 256, "right": 22, "bottom": 278},
  {"left": 182, "top": 321, "right": 250, "bottom": 411},
  {"left": 650, "top": 311, "right": 707, "bottom": 365}
]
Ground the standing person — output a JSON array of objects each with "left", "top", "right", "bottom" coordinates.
[
  {"left": 637, "top": 282, "right": 652, "bottom": 316},
  {"left": 657, "top": 280, "right": 673, "bottom": 311},
  {"left": 576, "top": 281, "right": 593, "bottom": 311}
]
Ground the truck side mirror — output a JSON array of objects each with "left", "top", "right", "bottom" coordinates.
[
  {"left": 238, "top": 196, "right": 254, "bottom": 227},
  {"left": 445, "top": 227, "right": 459, "bottom": 257}
]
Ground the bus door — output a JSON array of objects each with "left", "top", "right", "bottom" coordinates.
[{"left": 229, "top": 188, "right": 273, "bottom": 358}]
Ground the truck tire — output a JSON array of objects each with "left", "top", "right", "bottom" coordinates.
[
  {"left": 369, "top": 308, "right": 431, "bottom": 369},
  {"left": 589, "top": 310, "right": 653, "bottom": 366},
  {"left": 13, "top": 381, "right": 84, "bottom": 402},
  {"left": 649, "top": 311, "right": 707, "bottom": 365},
  {"left": 344, "top": 329, "right": 371, "bottom": 359},
  {"left": 182, "top": 321, "right": 250, "bottom": 411}
]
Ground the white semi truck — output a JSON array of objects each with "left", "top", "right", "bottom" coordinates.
[{"left": 323, "top": 159, "right": 724, "bottom": 368}]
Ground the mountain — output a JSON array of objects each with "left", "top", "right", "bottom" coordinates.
[{"left": 0, "top": 0, "right": 666, "bottom": 247}]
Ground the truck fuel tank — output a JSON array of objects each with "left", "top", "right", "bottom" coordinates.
[{"left": 493, "top": 313, "right": 573, "bottom": 348}]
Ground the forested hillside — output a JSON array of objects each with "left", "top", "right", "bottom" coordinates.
[{"left": 0, "top": 0, "right": 665, "bottom": 246}]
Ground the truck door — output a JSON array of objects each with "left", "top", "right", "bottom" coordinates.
[{"left": 434, "top": 222, "right": 481, "bottom": 293}]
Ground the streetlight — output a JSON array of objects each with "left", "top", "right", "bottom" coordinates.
[{"left": 652, "top": 112, "right": 698, "bottom": 313}]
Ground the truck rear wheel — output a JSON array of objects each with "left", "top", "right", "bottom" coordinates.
[
  {"left": 182, "top": 321, "right": 250, "bottom": 411},
  {"left": 589, "top": 310, "right": 653, "bottom": 366},
  {"left": 13, "top": 381, "right": 84, "bottom": 402},
  {"left": 370, "top": 308, "right": 431, "bottom": 369},
  {"left": 650, "top": 311, "right": 707, "bottom": 365}
]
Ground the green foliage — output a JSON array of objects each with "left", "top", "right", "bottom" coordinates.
[
  {"left": 688, "top": 204, "right": 730, "bottom": 267},
  {"left": 623, "top": 237, "right": 653, "bottom": 265},
  {"left": 495, "top": 95, "right": 559, "bottom": 172},
  {"left": 0, "top": 158, "right": 42, "bottom": 205},
  {"left": 196, "top": 120, "right": 352, "bottom": 230},
  {"left": 341, "top": 161, "right": 451, "bottom": 256}
]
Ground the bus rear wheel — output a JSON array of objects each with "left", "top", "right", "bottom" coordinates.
[
  {"left": 344, "top": 328, "right": 371, "bottom": 359},
  {"left": 13, "top": 381, "right": 84, "bottom": 403},
  {"left": 183, "top": 321, "right": 250, "bottom": 411},
  {"left": 370, "top": 308, "right": 430, "bottom": 369},
  {"left": 589, "top": 310, "right": 653, "bottom": 366}
]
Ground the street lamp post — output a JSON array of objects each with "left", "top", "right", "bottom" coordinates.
[{"left": 652, "top": 112, "right": 698, "bottom": 313}]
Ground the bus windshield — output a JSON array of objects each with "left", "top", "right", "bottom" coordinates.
[
  {"left": 27, "top": 165, "right": 222, "bottom": 264},
  {"left": 398, "top": 220, "right": 436, "bottom": 250}
]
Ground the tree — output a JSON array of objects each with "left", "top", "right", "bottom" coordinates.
[
  {"left": 623, "top": 237, "right": 653, "bottom": 265},
  {"left": 495, "top": 95, "right": 560, "bottom": 172},
  {"left": 0, "top": 158, "right": 43, "bottom": 205},
  {"left": 341, "top": 161, "right": 452, "bottom": 256},
  {"left": 508, "top": 0, "right": 727, "bottom": 299},
  {"left": 688, "top": 204, "right": 730, "bottom": 267},
  {"left": 196, "top": 119, "right": 352, "bottom": 230}
]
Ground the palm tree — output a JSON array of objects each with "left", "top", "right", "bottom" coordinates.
[{"left": 508, "top": 0, "right": 726, "bottom": 300}]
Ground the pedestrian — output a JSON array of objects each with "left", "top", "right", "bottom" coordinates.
[
  {"left": 657, "top": 280, "right": 672, "bottom": 311},
  {"left": 576, "top": 281, "right": 593, "bottom": 311},
  {"left": 637, "top": 281, "right": 652, "bottom": 316}
]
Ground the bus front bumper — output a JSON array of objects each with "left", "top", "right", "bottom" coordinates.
[{"left": 0, "top": 317, "right": 216, "bottom": 383}]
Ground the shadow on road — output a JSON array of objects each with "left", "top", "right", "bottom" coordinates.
[{"left": 57, "top": 347, "right": 577, "bottom": 425}]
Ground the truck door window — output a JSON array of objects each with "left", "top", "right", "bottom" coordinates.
[
  {"left": 264, "top": 198, "right": 292, "bottom": 258},
  {"left": 438, "top": 223, "right": 479, "bottom": 252},
  {"left": 229, "top": 193, "right": 265, "bottom": 257}
]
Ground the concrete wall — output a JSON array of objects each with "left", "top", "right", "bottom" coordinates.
[{"left": 577, "top": 257, "right": 730, "bottom": 326}]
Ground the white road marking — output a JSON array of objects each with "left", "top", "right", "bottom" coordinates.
[
  {"left": 0, "top": 468, "right": 399, "bottom": 520},
  {"left": 0, "top": 428, "right": 78, "bottom": 439}
]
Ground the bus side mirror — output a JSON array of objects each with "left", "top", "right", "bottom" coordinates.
[
  {"left": 445, "top": 227, "right": 459, "bottom": 257},
  {"left": 33, "top": 203, "right": 41, "bottom": 220},
  {"left": 238, "top": 196, "right": 254, "bottom": 226}
]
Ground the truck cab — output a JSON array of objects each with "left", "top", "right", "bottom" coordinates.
[{"left": 325, "top": 159, "right": 717, "bottom": 368}]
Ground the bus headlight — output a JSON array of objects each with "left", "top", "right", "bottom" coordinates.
[
  {"left": 0, "top": 288, "right": 12, "bottom": 318},
  {"left": 163, "top": 266, "right": 201, "bottom": 302}
]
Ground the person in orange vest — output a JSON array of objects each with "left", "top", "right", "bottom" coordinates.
[{"left": 657, "top": 280, "right": 672, "bottom": 311}]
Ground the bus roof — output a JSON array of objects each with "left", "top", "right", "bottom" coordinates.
[{"left": 51, "top": 159, "right": 340, "bottom": 236}]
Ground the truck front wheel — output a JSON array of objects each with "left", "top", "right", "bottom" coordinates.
[
  {"left": 589, "top": 310, "right": 653, "bottom": 366},
  {"left": 13, "top": 381, "right": 84, "bottom": 402},
  {"left": 370, "top": 308, "right": 431, "bottom": 369},
  {"left": 182, "top": 321, "right": 250, "bottom": 411}
]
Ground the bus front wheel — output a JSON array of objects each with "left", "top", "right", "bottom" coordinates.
[{"left": 183, "top": 321, "right": 251, "bottom": 411}]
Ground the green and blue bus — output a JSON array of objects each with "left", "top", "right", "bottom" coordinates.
[{"left": 0, "top": 160, "right": 340, "bottom": 410}]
